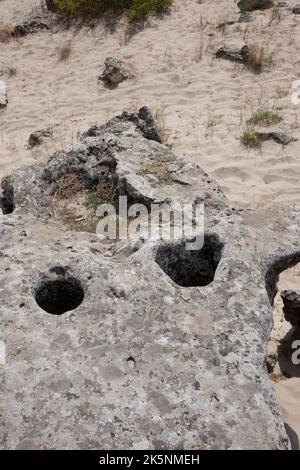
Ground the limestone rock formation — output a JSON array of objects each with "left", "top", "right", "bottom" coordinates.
[
  {"left": 0, "top": 80, "right": 8, "bottom": 108},
  {"left": 28, "top": 126, "right": 56, "bottom": 148},
  {"left": 99, "top": 57, "right": 129, "bottom": 89},
  {"left": 1, "top": 109, "right": 300, "bottom": 449},
  {"left": 256, "top": 132, "right": 298, "bottom": 146},
  {"left": 237, "top": 0, "right": 274, "bottom": 12},
  {"left": 13, "top": 15, "right": 49, "bottom": 38},
  {"left": 216, "top": 44, "right": 250, "bottom": 63}
]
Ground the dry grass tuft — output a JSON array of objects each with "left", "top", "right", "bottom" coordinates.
[
  {"left": 240, "top": 128, "right": 263, "bottom": 148},
  {"left": 57, "top": 41, "right": 73, "bottom": 61},
  {"left": 0, "top": 21, "right": 13, "bottom": 43},
  {"left": 246, "top": 44, "right": 275, "bottom": 74}
]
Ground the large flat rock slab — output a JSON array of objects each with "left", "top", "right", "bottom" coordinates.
[{"left": 1, "top": 110, "right": 299, "bottom": 449}]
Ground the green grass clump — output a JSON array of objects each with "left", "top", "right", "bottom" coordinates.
[
  {"left": 247, "top": 110, "right": 283, "bottom": 127},
  {"left": 52, "top": 0, "right": 172, "bottom": 21},
  {"left": 240, "top": 129, "right": 263, "bottom": 148},
  {"left": 85, "top": 193, "right": 99, "bottom": 209}
]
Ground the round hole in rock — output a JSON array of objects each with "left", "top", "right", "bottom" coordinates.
[
  {"left": 155, "top": 235, "right": 223, "bottom": 287},
  {"left": 35, "top": 277, "right": 84, "bottom": 315}
]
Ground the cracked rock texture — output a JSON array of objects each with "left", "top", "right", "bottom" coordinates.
[
  {"left": 99, "top": 57, "right": 129, "bottom": 89},
  {"left": 1, "top": 109, "right": 300, "bottom": 449}
]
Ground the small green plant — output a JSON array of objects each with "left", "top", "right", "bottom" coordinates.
[
  {"left": 247, "top": 110, "right": 283, "bottom": 127},
  {"left": 85, "top": 193, "right": 99, "bottom": 209},
  {"left": 240, "top": 128, "right": 263, "bottom": 148},
  {"left": 206, "top": 114, "right": 222, "bottom": 129}
]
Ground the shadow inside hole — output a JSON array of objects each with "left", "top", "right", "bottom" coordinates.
[
  {"left": 35, "top": 277, "right": 84, "bottom": 315},
  {"left": 155, "top": 234, "right": 223, "bottom": 287},
  {"left": 0, "top": 183, "right": 15, "bottom": 214}
]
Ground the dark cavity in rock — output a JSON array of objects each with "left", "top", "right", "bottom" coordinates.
[
  {"left": 35, "top": 277, "right": 84, "bottom": 315},
  {"left": 0, "top": 180, "right": 15, "bottom": 214},
  {"left": 155, "top": 235, "right": 223, "bottom": 287}
]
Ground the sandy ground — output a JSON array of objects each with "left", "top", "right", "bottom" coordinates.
[{"left": 1, "top": 0, "right": 300, "bottom": 449}]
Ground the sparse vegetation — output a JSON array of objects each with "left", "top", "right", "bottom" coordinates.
[
  {"left": 246, "top": 45, "right": 274, "bottom": 74},
  {"left": 240, "top": 128, "right": 263, "bottom": 148},
  {"left": 247, "top": 109, "right": 283, "bottom": 127},
  {"left": 0, "top": 21, "right": 13, "bottom": 43},
  {"left": 52, "top": 0, "right": 173, "bottom": 21},
  {"left": 52, "top": 174, "right": 120, "bottom": 233},
  {"left": 206, "top": 114, "right": 222, "bottom": 129},
  {"left": 7, "top": 66, "right": 17, "bottom": 78},
  {"left": 269, "top": 2, "right": 281, "bottom": 26},
  {"left": 138, "top": 156, "right": 174, "bottom": 182},
  {"left": 57, "top": 41, "right": 72, "bottom": 61}
]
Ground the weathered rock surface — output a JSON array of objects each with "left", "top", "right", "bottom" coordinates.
[
  {"left": 256, "top": 132, "right": 298, "bottom": 146},
  {"left": 82, "top": 106, "right": 162, "bottom": 144},
  {"left": 281, "top": 290, "right": 300, "bottom": 327},
  {"left": 13, "top": 16, "right": 49, "bottom": 38},
  {"left": 0, "top": 80, "right": 8, "bottom": 108},
  {"left": 1, "top": 109, "right": 300, "bottom": 449},
  {"left": 28, "top": 126, "right": 56, "bottom": 148},
  {"left": 237, "top": 0, "right": 274, "bottom": 12},
  {"left": 99, "top": 57, "right": 129, "bottom": 89},
  {"left": 216, "top": 44, "right": 250, "bottom": 64}
]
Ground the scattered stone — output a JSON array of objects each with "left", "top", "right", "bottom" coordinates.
[
  {"left": 281, "top": 290, "right": 300, "bottom": 327},
  {"left": 292, "top": 4, "right": 300, "bottom": 14},
  {"left": 99, "top": 57, "right": 129, "bottom": 89},
  {"left": 216, "top": 44, "right": 250, "bottom": 64},
  {"left": 237, "top": 0, "right": 274, "bottom": 12},
  {"left": 266, "top": 355, "right": 278, "bottom": 374},
  {"left": 256, "top": 132, "right": 298, "bottom": 146},
  {"left": 13, "top": 16, "right": 49, "bottom": 38},
  {"left": 28, "top": 126, "right": 55, "bottom": 148},
  {"left": 0, "top": 80, "right": 8, "bottom": 108}
]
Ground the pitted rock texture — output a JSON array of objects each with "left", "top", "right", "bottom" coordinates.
[
  {"left": 28, "top": 126, "right": 55, "bottom": 148},
  {"left": 1, "top": 109, "right": 300, "bottom": 450},
  {"left": 216, "top": 44, "right": 250, "bottom": 64}
]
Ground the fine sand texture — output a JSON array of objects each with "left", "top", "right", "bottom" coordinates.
[{"left": 1, "top": 0, "right": 300, "bottom": 448}]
